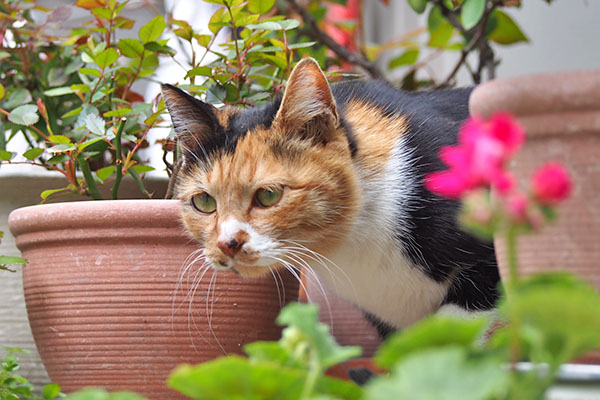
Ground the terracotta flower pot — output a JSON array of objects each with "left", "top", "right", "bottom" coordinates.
[
  {"left": 470, "top": 71, "right": 600, "bottom": 363},
  {"left": 470, "top": 70, "right": 600, "bottom": 287},
  {"left": 8, "top": 200, "right": 299, "bottom": 399}
]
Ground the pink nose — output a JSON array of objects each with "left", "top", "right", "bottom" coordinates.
[{"left": 218, "top": 238, "right": 244, "bottom": 258}]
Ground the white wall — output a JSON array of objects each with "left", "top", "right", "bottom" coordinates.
[
  {"left": 495, "top": 0, "right": 600, "bottom": 78},
  {"left": 365, "top": 0, "right": 600, "bottom": 85}
]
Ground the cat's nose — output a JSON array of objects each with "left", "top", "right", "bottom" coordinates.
[{"left": 217, "top": 237, "right": 244, "bottom": 258}]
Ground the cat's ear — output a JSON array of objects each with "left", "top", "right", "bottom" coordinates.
[
  {"left": 274, "top": 58, "right": 339, "bottom": 141},
  {"left": 161, "top": 84, "right": 221, "bottom": 161}
]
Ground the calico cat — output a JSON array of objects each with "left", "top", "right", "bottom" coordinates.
[{"left": 161, "top": 57, "right": 499, "bottom": 338}]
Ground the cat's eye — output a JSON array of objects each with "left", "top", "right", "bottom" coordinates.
[
  {"left": 191, "top": 192, "right": 217, "bottom": 214},
  {"left": 255, "top": 187, "right": 283, "bottom": 208}
]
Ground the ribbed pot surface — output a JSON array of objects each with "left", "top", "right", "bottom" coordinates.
[
  {"left": 8, "top": 200, "right": 299, "bottom": 399},
  {"left": 471, "top": 71, "right": 600, "bottom": 363},
  {"left": 470, "top": 71, "right": 600, "bottom": 288}
]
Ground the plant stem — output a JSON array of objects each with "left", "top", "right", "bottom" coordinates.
[
  {"left": 77, "top": 155, "right": 101, "bottom": 200},
  {"left": 300, "top": 349, "right": 321, "bottom": 400},
  {"left": 506, "top": 227, "right": 519, "bottom": 289},
  {"left": 506, "top": 227, "right": 521, "bottom": 366},
  {"left": 111, "top": 117, "right": 126, "bottom": 200}
]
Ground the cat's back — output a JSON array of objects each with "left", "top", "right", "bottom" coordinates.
[{"left": 331, "top": 79, "right": 472, "bottom": 130}]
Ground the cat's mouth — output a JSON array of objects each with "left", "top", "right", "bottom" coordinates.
[{"left": 208, "top": 257, "right": 281, "bottom": 278}]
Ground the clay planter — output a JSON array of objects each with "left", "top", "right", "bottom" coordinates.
[
  {"left": 470, "top": 71, "right": 600, "bottom": 362},
  {"left": 8, "top": 200, "right": 299, "bottom": 399}
]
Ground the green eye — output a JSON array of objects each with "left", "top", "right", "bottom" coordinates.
[
  {"left": 255, "top": 187, "right": 283, "bottom": 208},
  {"left": 191, "top": 192, "right": 217, "bottom": 214}
]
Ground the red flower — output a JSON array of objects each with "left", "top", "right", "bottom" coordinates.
[
  {"left": 425, "top": 112, "right": 525, "bottom": 199},
  {"left": 532, "top": 163, "right": 572, "bottom": 205}
]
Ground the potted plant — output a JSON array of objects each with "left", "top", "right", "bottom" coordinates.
[{"left": 2, "top": 0, "right": 309, "bottom": 396}]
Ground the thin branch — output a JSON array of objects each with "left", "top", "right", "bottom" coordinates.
[
  {"left": 434, "top": 0, "right": 503, "bottom": 87},
  {"left": 285, "top": 0, "right": 389, "bottom": 82}
]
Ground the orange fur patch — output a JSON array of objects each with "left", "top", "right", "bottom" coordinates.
[{"left": 344, "top": 100, "right": 408, "bottom": 175}]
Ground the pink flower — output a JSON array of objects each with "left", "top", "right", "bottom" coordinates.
[
  {"left": 506, "top": 191, "right": 529, "bottom": 222},
  {"left": 425, "top": 112, "right": 525, "bottom": 199},
  {"left": 532, "top": 163, "right": 572, "bottom": 205}
]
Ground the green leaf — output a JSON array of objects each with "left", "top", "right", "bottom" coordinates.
[
  {"left": 388, "top": 49, "right": 420, "bottom": 69},
  {"left": 205, "top": 84, "right": 227, "bottom": 104},
  {"left": 427, "top": 6, "right": 454, "bottom": 48},
  {"left": 143, "top": 41, "right": 176, "bottom": 56},
  {"left": 42, "top": 383, "right": 61, "bottom": 399},
  {"left": 248, "top": 0, "right": 276, "bottom": 14},
  {"left": 47, "top": 155, "right": 70, "bottom": 164},
  {"left": 103, "top": 108, "right": 132, "bottom": 118},
  {"left": 247, "top": 21, "right": 283, "bottom": 31},
  {"left": 94, "top": 48, "right": 119, "bottom": 68},
  {"left": 184, "top": 66, "right": 212, "bottom": 79},
  {"left": 168, "top": 357, "right": 362, "bottom": 400},
  {"left": 278, "top": 19, "right": 301, "bottom": 31},
  {"left": 488, "top": 9, "right": 528, "bottom": 45},
  {"left": 48, "top": 144, "right": 75, "bottom": 153},
  {"left": 48, "top": 135, "right": 72, "bottom": 145},
  {"left": 208, "top": 7, "right": 229, "bottom": 34},
  {"left": 78, "top": 137, "right": 106, "bottom": 150},
  {"left": 3, "top": 88, "right": 32, "bottom": 109},
  {"left": 47, "top": 66, "right": 69, "bottom": 87},
  {"left": 79, "top": 67, "right": 101, "bottom": 78},
  {"left": 500, "top": 272, "right": 600, "bottom": 363},
  {"left": 287, "top": 41, "right": 318, "bottom": 50},
  {"left": 0, "top": 83, "right": 5, "bottom": 100},
  {"left": 263, "top": 54, "right": 288, "bottom": 70},
  {"left": 0, "top": 150, "right": 14, "bottom": 161},
  {"left": 366, "top": 347, "right": 508, "bottom": 400},
  {"left": 244, "top": 341, "right": 300, "bottom": 367},
  {"left": 139, "top": 15, "right": 166, "bottom": 43},
  {"left": 97, "top": 165, "right": 116, "bottom": 181},
  {"left": 62, "top": 106, "right": 83, "bottom": 119},
  {"left": 41, "top": 188, "right": 67, "bottom": 200},
  {"left": 23, "top": 148, "right": 44, "bottom": 160},
  {"left": 85, "top": 114, "right": 106, "bottom": 136},
  {"left": 461, "top": 0, "right": 486, "bottom": 30},
  {"left": 132, "top": 165, "right": 155, "bottom": 174},
  {"left": 408, "top": 0, "right": 428, "bottom": 14},
  {"left": 43, "top": 86, "right": 74, "bottom": 97},
  {"left": 8, "top": 104, "right": 39, "bottom": 126},
  {"left": 375, "top": 315, "right": 488, "bottom": 369},
  {"left": 277, "top": 303, "right": 362, "bottom": 370},
  {"left": 194, "top": 34, "right": 212, "bottom": 47},
  {"left": 0, "top": 256, "right": 26, "bottom": 266},
  {"left": 119, "top": 38, "right": 145, "bottom": 57}
]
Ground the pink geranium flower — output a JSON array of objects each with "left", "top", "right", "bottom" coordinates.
[
  {"left": 532, "top": 163, "right": 572, "bottom": 205},
  {"left": 425, "top": 112, "right": 525, "bottom": 199}
]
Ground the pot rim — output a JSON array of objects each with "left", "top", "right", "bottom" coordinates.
[
  {"left": 470, "top": 69, "right": 600, "bottom": 118},
  {"left": 8, "top": 199, "right": 183, "bottom": 237}
]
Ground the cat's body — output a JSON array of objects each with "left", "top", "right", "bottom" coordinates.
[{"left": 162, "top": 58, "right": 499, "bottom": 337}]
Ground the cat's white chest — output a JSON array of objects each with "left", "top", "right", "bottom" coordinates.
[
  {"left": 312, "top": 238, "right": 448, "bottom": 329},
  {"left": 308, "top": 137, "right": 449, "bottom": 330}
]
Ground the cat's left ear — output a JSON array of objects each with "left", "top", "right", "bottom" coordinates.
[
  {"left": 161, "top": 84, "right": 222, "bottom": 162},
  {"left": 274, "top": 58, "right": 339, "bottom": 141}
]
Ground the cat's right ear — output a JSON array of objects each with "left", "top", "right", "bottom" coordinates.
[{"left": 161, "top": 84, "right": 221, "bottom": 161}]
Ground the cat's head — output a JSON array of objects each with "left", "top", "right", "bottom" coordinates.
[{"left": 161, "top": 58, "right": 359, "bottom": 277}]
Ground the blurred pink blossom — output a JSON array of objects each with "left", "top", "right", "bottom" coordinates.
[
  {"left": 506, "top": 191, "right": 529, "bottom": 222},
  {"left": 532, "top": 163, "right": 572, "bottom": 205},
  {"left": 425, "top": 112, "right": 525, "bottom": 199}
]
